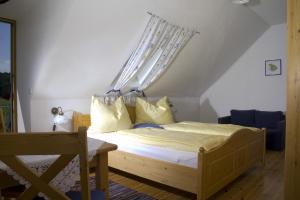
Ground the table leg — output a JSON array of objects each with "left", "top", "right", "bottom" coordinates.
[{"left": 96, "top": 152, "right": 109, "bottom": 200}]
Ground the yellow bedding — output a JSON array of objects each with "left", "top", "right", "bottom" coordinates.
[
  {"left": 113, "top": 122, "right": 256, "bottom": 152},
  {"left": 162, "top": 121, "right": 258, "bottom": 136}
]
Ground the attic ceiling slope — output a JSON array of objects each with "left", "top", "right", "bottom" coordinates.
[
  {"left": 0, "top": 0, "right": 269, "bottom": 99},
  {"left": 146, "top": 0, "right": 269, "bottom": 97},
  {"left": 248, "top": 0, "right": 286, "bottom": 25},
  {"left": 0, "top": 0, "right": 37, "bottom": 19}
]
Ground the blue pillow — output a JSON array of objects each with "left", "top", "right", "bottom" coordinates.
[
  {"left": 133, "top": 123, "right": 163, "bottom": 129},
  {"left": 255, "top": 111, "right": 283, "bottom": 129},
  {"left": 231, "top": 109, "right": 255, "bottom": 127}
]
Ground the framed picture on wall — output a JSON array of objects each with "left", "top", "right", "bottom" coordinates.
[{"left": 265, "top": 59, "right": 282, "bottom": 76}]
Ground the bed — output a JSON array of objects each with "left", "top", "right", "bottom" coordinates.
[{"left": 73, "top": 111, "right": 266, "bottom": 200}]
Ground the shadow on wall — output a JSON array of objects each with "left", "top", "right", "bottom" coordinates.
[
  {"left": 199, "top": 99, "right": 218, "bottom": 123},
  {"left": 197, "top": 7, "right": 269, "bottom": 96}
]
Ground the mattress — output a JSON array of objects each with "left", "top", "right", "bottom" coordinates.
[
  {"left": 87, "top": 129, "right": 198, "bottom": 168},
  {"left": 87, "top": 122, "right": 255, "bottom": 168}
]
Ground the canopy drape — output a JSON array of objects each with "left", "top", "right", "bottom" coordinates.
[{"left": 110, "top": 14, "right": 196, "bottom": 93}]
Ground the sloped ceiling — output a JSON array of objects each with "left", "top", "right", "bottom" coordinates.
[
  {"left": 0, "top": 0, "right": 270, "bottom": 100},
  {"left": 248, "top": 0, "right": 286, "bottom": 25}
]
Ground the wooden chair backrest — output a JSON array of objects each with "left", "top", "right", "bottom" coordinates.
[
  {"left": 0, "top": 108, "right": 6, "bottom": 133},
  {"left": 0, "top": 127, "right": 91, "bottom": 200}
]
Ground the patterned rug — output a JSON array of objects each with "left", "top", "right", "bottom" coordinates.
[
  {"left": 3, "top": 177, "right": 156, "bottom": 200},
  {"left": 109, "top": 181, "right": 155, "bottom": 200},
  {"left": 70, "top": 176, "right": 156, "bottom": 200}
]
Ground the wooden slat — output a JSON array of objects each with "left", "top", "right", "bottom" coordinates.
[
  {"left": 17, "top": 154, "right": 76, "bottom": 200},
  {"left": 0, "top": 133, "right": 80, "bottom": 155},
  {"left": 0, "top": 130, "right": 95, "bottom": 200},
  {"left": 0, "top": 156, "right": 69, "bottom": 200},
  {"left": 285, "top": 0, "right": 300, "bottom": 199}
]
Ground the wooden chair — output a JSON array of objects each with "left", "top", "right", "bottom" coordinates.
[
  {"left": 0, "top": 127, "right": 91, "bottom": 200},
  {"left": 0, "top": 108, "right": 6, "bottom": 133}
]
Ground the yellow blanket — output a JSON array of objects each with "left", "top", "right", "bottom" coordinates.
[
  {"left": 114, "top": 122, "right": 254, "bottom": 152},
  {"left": 162, "top": 121, "right": 258, "bottom": 136}
]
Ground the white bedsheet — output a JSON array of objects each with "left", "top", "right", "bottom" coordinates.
[{"left": 87, "top": 129, "right": 198, "bottom": 168}]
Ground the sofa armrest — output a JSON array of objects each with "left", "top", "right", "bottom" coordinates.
[
  {"left": 218, "top": 116, "right": 231, "bottom": 124},
  {"left": 266, "top": 120, "right": 286, "bottom": 151},
  {"left": 277, "top": 120, "right": 285, "bottom": 134},
  {"left": 277, "top": 120, "right": 286, "bottom": 138}
]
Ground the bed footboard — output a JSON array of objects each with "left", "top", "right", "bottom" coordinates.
[
  {"left": 197, "top": 128, "right": 266, "bottom": 200},
  {"left": 108, "top": 150, "right": 198, "bottom": 193}
]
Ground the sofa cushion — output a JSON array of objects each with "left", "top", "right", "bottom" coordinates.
[
  {"left": 255, "top": 111, "right": 283, "bottom": 129},
  {"left": 230, "top": 109, "right": 255, "bottom": 127}
]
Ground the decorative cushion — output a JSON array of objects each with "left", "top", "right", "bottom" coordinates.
[
  {"left": 90, "top": 96, "right": 132, "bottom": 132},
  {"left": 135, "top": 97, "right": 174, "bottom": 125},
  {"left": 133, "top": 123, "right": 163, "bottom": 129},
  {"left": 255, "top": 111, "right": 283, "bottom": 129},
  {"left": 230, "top": 109, "right": 255, "bottom": 127}
]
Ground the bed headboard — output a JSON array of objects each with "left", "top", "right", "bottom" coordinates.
[
  {"left": 72, "top": 112, "right": 91, "bottom": 132},
  {"left": 72, "top": 105, "right": 136, "bottom": 132}
]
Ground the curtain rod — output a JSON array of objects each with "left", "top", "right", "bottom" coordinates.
[{"left": 147, "top": 11, "right": 200, "bottom": 34}]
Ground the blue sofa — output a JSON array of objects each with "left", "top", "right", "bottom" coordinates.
[{"left": 218, "top": 109, "right": 285, "bottom": 151}]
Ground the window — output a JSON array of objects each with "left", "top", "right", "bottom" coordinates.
[{"left": 0, "top": 17, "right": 16, "bottom": 132}]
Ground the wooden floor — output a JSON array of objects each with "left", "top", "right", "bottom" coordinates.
[{"left": 109, "top": 151, "right": 284, "bottom": 200}]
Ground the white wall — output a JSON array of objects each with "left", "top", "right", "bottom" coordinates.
[
  {"left": 0, "top": 0, "right": 269, "bottom": 131},
  {"left": 200, "top": 24, "right": 287, "bottom": 122},
  {"left": 31, "top": 97, "right": 200, "bottom": 132}
]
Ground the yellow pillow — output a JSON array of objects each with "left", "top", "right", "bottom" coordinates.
[
  {"left": 135, "top": 96, "right": 174, "bottom": 125},
  {"left": 90, "top": 96, "right": 132, "bottom": 132},
  {"left": 126, "top": 105, "right": 136, "bottom": 123}
]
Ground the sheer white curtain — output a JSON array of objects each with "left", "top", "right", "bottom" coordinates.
[{"left": 110, "top": 14, "right": 195, "bottom": 93}]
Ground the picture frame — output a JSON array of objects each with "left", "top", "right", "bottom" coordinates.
[{"left": 265, "top": 59, "right": 282, "bottom": 76}]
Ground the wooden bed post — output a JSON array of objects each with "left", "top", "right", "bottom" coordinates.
[
  {"left": 197, "top": 147, "right": 206, "bottom": 200},
  {"left": 285, "top": 0, "right": 300, "bottom": 199}
]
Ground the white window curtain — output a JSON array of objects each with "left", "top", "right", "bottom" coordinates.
[{"left": 110, "top": 14, "right": 196, "bottom": 93}]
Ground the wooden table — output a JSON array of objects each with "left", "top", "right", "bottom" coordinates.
[
  {"left": 0, "top": 142, "right": 117, "bottom": 200},
  {"left": 91, "top": 142, "right": 117, "bottom": 199}
]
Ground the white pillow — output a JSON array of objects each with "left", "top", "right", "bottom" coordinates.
[{"left": 90, "top": 96, "right": 132, "bottom": 132}]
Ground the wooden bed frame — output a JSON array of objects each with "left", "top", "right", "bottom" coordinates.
[{"left": 73, "top": 112, "right": 266, "bottom": 200}]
